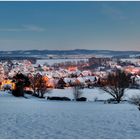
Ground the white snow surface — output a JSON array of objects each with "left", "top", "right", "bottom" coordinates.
[
  {"left": 45, "top": 88, "right": 113, "bottom": 101},
  {"left": 36, "top": 58, "right": 88, "bottom": 66},
  {"left": 0, "top": 89, "right": 140, "bottom": 139},
  {"left": 45, "top": 88, "right": 140, "bottom": 101}
]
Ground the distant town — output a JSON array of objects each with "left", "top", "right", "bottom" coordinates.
[{"left": 0, "top": 51, "right": 139, "bottom": 94}]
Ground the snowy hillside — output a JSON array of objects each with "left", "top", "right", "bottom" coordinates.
[
  {"left": 44, "top": 88, "right": 140, "bottom": 101},
  {"left": 0, "top": 89, "right": 140, "bottom": 139},
  {"left": 36, "top": 58, "right": 88, "bottom": 66}
]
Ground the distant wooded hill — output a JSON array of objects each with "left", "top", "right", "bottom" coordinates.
[{"left": 0, "top": 49, "right": 139, "bottom": 58}]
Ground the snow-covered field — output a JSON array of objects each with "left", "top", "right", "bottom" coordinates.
[
  {"left": 45, "top": 88, "right": 140, "bottom": 101},
  {"left": 121, "top": 58, "right": 140, "bottom": 63},
  {"left": 0, "top": 89, "right": 140, "bottom": 139},
  {"left": 36, "top": 58, "right": 88, "bottom": 66}
]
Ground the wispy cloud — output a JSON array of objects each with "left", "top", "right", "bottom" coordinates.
[
  {"left": 101, "top": 4, "right": 127, "bottom": 21},
  {"left": 0, "top": 25, "right": 46, "bottom": 32},
  {"left": 22, "top": 25, "right": 46, "bottom": 32}
]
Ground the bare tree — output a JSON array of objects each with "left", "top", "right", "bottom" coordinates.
[
  {"left": 73, "top": 82, "right": 83, "bottom": 101},
  {"left": 29, "top": 73, "right": 48, "bottom": 98},
  {"left": 130, "top": 95, "right": 140, "bottom": 110},
  {"left": 29, "top": 74, "right": 38, "bottom": 95},
  {"left": 99, "top": 70, "right": 131, "bottom": 103},
  {"left": 36, "top": 75, "right": 49, "bottom": 98}
]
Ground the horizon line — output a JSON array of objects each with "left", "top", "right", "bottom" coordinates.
[{"left": 0, "top": 49, "right": 139, "bottom": 52}]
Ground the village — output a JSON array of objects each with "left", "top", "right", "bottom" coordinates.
[{"left": 0, "top": 56, "right": 139, "bottom": 97}]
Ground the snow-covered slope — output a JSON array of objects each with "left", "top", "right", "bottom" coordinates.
[
  {"left": 36, "top": 58, "right": 88, "bottom": 66},
  {"left": 45, "top": 88, "right": 140, "bottom": 101},
  {"left": 0, "top": 90, "right": 140, "bottom": 139}
]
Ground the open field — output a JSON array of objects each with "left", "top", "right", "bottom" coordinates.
[{"left": 0, "top": 89, "right": 140, "bottom": 139}]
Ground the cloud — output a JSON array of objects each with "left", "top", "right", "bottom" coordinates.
[
  {"left": 22, "top": 25, "right": 46, "bottom": 32},
  {"left": 0, "top": 25, "right": 46, "bottom": 32},
  {"left": 101, "top": 3, "right": 127, "bottom": 21}
]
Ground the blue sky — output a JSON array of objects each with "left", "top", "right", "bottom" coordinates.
[{"left": 0, "top": 1, "right": 140, "bottom": 51}]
